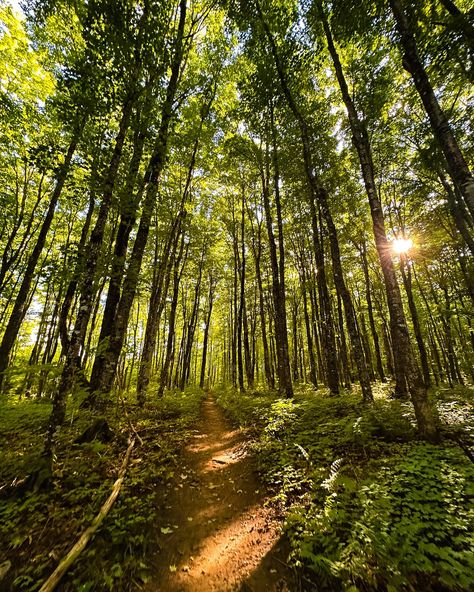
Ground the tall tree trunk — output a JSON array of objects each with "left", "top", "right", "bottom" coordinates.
[
  {"left": 359, "top": 312, "right": 375, "bottom": 381},
  {"left": 158, "top": 234, "right": 186, "bottom": 397},
  {"left": 251, "top": 217, "right": 274, "bottom": 389},
  {"left": 0, "top": 135, "right": 78, "bottom": 389},
  {"left": 300, "top": 264, "right": 318, "bottom": 388},
  {"left": 320, "top": 3, "right": 438, "bottom": 439},
  {"left": 336, "top": 290, "right": 352, "bottom": 388},
  {"left": 90, "top": 0, "right": 188, "bottom": 399},
  {"left": 442, "top": 286, "right": 459, "bottom": 384},
  {"left": 258, "top": 131, "right": 293, "bottom": 397},
  {"left": 291, "top": 296, "right": 299, "bottom": 381},
  {"left": 400, "top": 255, "right": 431, "bottom": 387},
  {"left": 45, "top": 90, "right": 136, "bottom": 459},
  {"left": 136, "top": 214, "right": 183, "bottom": 404},
  {"left": 319, "top": 187, "right": 373, "bottom": 401},
  {"left": 360, "top": 240, "right": 385, "bottom": 381},
  {"left": 58, "top": 189, "right": 95, "bottom": 356},
  {"left": 231, "top": 279, "right": 237, "bottom": 388},
  {"left": 180, "top": 252, "right": 204, "bottom": 390},
  {"left": 256, "top": 1, "right": 338, "bottom": 394},
  {"left": 89, "top": 122, "right": 147, "bottom": 389},
  {"left": 200, "top": 276, "right": 215, "bottom": 389},
  {"left": 232, "top": 219, "right": 245, "bottom": 392},
  {"left": 238, "top": 189, "right": 254, "bottom": 389},
  {"left": 389, "top": 0, "right": 474, "bottom": 219}
]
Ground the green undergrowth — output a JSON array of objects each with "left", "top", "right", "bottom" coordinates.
[
  {"left": 215, "top": 383, "right": 474, "bottom": 591},
  {"left": 0, "top": 385, "right": 204, "bottom": 591}
]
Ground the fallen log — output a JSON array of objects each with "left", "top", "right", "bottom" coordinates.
[{"left": 39, "top": 435, "right": 136, "bottom": 592}]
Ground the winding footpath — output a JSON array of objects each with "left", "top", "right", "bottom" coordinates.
[{"left": 144, "top": 394, "right": 297, "bottom": 592}]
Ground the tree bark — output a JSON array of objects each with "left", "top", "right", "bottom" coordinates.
[
  {"left": 389, "top": 0, "right": 474, "bottom": 219},
  {"left": 180, "top": 251, "right": 204, "bottom": 390},
  {"left": 58, "top": 189, "right": 96, "bottom": 356},
  {"left": 320, "top": 1, "right": 438, "bottom": 439},
  {"left": 90, "top": 0, "right": 188, "bottom": 399},
  {"left": 319, "top": 186, "right": 373, "bottom": 401},
  {"left": 250, "top": 212, "right": 274, "bottom": 389},
  {"left": 158, "top": 233, "right": 187, "bottom": 396},
  {"left": 256, "top": 1, "right": 338, "bottom": 394},
  {"left": 200, "top": 276, "right": 215, "bottom": 389},
  {"left": 0, "top": 134, "right": 78, "bottom": 390},
  {"left": 400, "top": 255, "right": 431, "bottom": 387},
  {"left": 258, "top": 130, "right": 293, "bottom": 397},
  {"left": 360, "top": 240, "right": 385, "bottom": 381},
  {"left": 136, "top": 214, "right": 183, "bottom": 404},
  {"left": 89, "top": 121, "right": 147, "bottom": 390},
  {"left": 300, "top": 264, "right": 318, "bottom": 388},
  {"left": 44, "top": 89, "right": 136, "bottom": 459}
]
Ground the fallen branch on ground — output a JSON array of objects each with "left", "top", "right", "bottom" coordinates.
[
  {"left": 118, "top": 392, "right": 144, "bottom": 446},
  {"left": 38, "top": 435, "right": 136, "bottom": 592}
]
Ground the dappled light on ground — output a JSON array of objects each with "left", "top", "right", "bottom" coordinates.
[{"left": 144, "top": 395, "right": 294, "bottom": 591}]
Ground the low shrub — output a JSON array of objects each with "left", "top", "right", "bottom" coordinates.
[{"left": 215, "top": 383, "right": 474, "bottom": 591}]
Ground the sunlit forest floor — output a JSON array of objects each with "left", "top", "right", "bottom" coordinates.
[
  {"left": 0, "top": 383, "right": 473, "bottom": 591},
  {"left": 142, "top": 394, "right": 295, "bottom": 591}
]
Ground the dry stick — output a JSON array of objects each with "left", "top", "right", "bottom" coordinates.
[
  {"left": 118, "top": 391, "right": 144, "bottom": 446},
  {"left": 39, "top": 436, "right": 136, "bottom": 592}
]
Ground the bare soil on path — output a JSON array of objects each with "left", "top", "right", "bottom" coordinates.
[{"left": 144, "top": 394, "right": 299, "bottom": 592}]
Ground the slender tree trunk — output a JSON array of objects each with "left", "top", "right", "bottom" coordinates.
[
  {"left": 180, "top": 253, "right": 203, "bottom": 391},
  {"left": 200, "top": 277, "right": 215, "bottom": 389},
  {"left": 359, "top": 312, "right": 375, "bottom": 380},
  {"left": 259, "top": 134, "right": 293, "bottom": 397},
  {"left": 158, "top": 234, "right": 186, "bottom": 397},
  {"left": 231, "top": 282, "right": 237, "bottom": 388},
  {"left": 23, "top": 281, "right": 53, "bottom": 395},
  {"left": 389, "top": 0, "right": 474, "bottom": 219},
  {"left": 0, "top": 171, "right": 46, "bottom": 295},
  {"left": 238, "top": 189, "right": 254, "bottom": 389},
  {"left": 0, "top": 135, "right": 78, "bottom": 389},
  {"left": 45, "top": 91, "right": 136, "bottom": 459},
  {"left": 256, "top": 2, "right": 338, "bottom": 394},
  {"left": 320, "top": 4, "right": 438, "bottom": 439},
  {"left": 252, "top": 220, "right": 274, "bottom": 389},
  {"left": 90, "top": 0, "right": 188, "bottom": 399},
  {"left": 336, "top": 291, "right": 352, "bottom": 388},
  {"left": 319, "top": 187, "right": 373, "bottom": 401},
  {"left": 236, "top": 260, "right": 245, "bottom": 392},
  {"left": 438, "top": 173, "right": 474, "bottom": 255},
  {"left": 442, "top": 286, "right": 459, "bottom": 384},
  {"left": 300, "top": 265, "right": 318, "bottom": 388},
  {"left": 270, "top": 110, "right": 293, "bottom": 396},
  {"left": 291, "top": 297, "right": 299, "bottom": 381},
  {"left": 58, "top": 190, "right": 95, "bottom": 356},
  {"left": 400, "top": 256, "right": 431, "bottom": 387},
  {"left": 360, "top": 241, "right": 385, "bottom": 381},
  {"left": 136, "top": 214, "right": 183, "bottom": 403},
  {"left": 231, "top": 221, "right": 244, "bottom": 392},
  {"left": 89, "top": 123, "right": 147, "bottom": 389}
]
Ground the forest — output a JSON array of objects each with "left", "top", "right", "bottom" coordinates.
[{"left": 0, "top": 0, "right": 473, "bottom": 590}]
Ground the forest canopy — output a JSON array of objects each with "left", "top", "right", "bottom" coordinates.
[{"left": 0, "top": 0, "right": 473, "bottom": 590}]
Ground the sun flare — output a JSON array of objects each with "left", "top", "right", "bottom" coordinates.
[{"left": 392, "top": 237, "right": 413, "bottom": 254}]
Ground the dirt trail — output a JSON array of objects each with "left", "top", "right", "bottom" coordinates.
[{"left": 144, "top": 394, "right": 296, "bottom": 592}]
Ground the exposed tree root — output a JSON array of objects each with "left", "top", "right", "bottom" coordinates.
[
  {"left": 0, "top": 455, "right": 52, "bottom": 498},
  {"left": 74, "top": 416, "right": 113, "bottom": 444}
]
